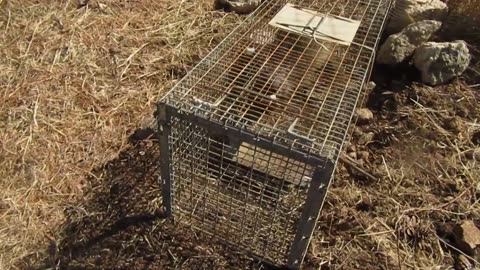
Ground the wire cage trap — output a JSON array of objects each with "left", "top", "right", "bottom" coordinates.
[{"left": 156, "top": 0, "right": 392, "bottom": 268}]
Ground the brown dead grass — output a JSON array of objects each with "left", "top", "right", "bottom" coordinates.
[
  {"left": 1, "top": 0, "right": 479, "bottom": 269},
  {"left": 0, "top": 0, "right": 241, "bottom": 268},
  {"left": 309, "top": 81, "right": 480, "bottom": 269}
]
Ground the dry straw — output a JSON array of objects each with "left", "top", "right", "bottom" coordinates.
[
  {"left": 0, "top": 0, "right": 479, "bottom": 269},
  {"left": 0, "top": 0, "right": 241, "bottom": 268}
]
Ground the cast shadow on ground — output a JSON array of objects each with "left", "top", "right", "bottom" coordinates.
[{"left": 30, "top": 128, "right": 278, "bottom": 270}]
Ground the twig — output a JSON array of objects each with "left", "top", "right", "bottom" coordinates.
[
  {"left": 393, "top": 227, "right": 402, "bottom": 270},
  {"left": 339, "top": 154, "right": 378, "bottom": 182},
  {"left": 437, "top": 236, "right": 480, "bottom": 265}
]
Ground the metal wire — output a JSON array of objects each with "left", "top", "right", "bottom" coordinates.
[{"left": 159, "top": 0, "right": 391, "bottom": 267}]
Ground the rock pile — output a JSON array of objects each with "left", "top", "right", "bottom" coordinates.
[
  {"left": 386, "top": 0, "right": 448, "bottom": 34},
  {"left": 214, "top": 0, "right": 473, "bottom": 86},
  {"left": 377, "top": 20, "right": 442, "bottom": 65},
  {"left": 377, "top": 0, "right": 472, "bottom": 86}
]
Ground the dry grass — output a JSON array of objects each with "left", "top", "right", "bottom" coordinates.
[
  {"left": 1, "top": 0, "right": 479, "bottom": 269},
  {"left": 308, "top": 81, "right": 480, "bottom": 269},
  {"left": 0, "top": 0, "right": 242, "bottom": 268}
]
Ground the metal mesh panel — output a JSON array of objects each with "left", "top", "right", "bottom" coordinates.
[
  {"left": 160, "top": 0, "right": 390, "bottom": 159},
  {"left": 168, "top": 116, "right": 313, "bottom": 263},
  {"left": 157, "top": 0, "right": 392, "bottom": 268}
]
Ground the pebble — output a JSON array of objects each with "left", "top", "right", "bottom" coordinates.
[
  {"left": 353, "top": 127, "right": 364, "bottom": 138},
  {"left": 358, "top": 132, "right": 375, "bottom": 145},
  {"left": 356, "top": 108, "right": 374, "bottom": 124},
  {"left": 358, "top": 151, "right": 370, "bottom": 161},
  {"left": 346, "top": 144, "right": 357, "bottom": 153},
  {"left": 194, "top": 245, "right": 207, "bottom": 253}
]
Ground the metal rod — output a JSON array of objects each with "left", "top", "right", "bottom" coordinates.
[
  {"left": 166, "top": 104, "right": 329, "bottom": 167},
  {"left": 286, "top": 160, "right": 335, "bottom": 269},
  {"left": 157, "top": 102, "right": 173, "bottom": 217}
]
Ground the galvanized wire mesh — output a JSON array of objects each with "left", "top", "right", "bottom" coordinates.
[
  {"left": 157, "top": 0, "right": 392, "bottom": 268},
  {"left": 162, "top": 0, "right": 390, "bottom": 160},
  {"left": 167, "top": 116, "right": 314, "bottom": 263}
]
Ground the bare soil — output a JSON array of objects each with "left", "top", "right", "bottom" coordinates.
[
  {"left": 2, "top": 0, "right": 479, "bottom": 269},
  {"left": 23, "top": 66, "right": 480, "bottom": 270}
]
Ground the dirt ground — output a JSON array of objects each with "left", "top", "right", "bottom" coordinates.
[
  {"left": 1, "top": 0, "right": 480, "bottom": 270},
  {"left": 23, "top": 70, "right": 480, "bottom": 270}
]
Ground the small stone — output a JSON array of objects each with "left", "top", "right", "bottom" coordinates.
[
  {"left": 386, "top": 0, "right": 448, "bottom": 34},
  {"left": 356, "top": 108, "right": 374, "bottom": 124},
  {"left": 377, "top": 20, "right": 442, "bottom": 65},
  {"left": 346, "top": 144, "right": 356, "bottom": 153},
  {"left": 365, "top": 81, "right": 376, "bottom": 90},
  {"left": 454, "top": 221, "right": 480, "bottom": 257},
  {"left": 214, "top": 0, "right": 262, "bottom": 14},
  {"left": 358, "top": 132, "right": 375, "bottom": 145},
  {"left": 353, "top": 127, "right": 364, "bottom": 138},
  {"left": 358, "top": 151, "right": 370, "bottom": 160},
  {"left": 413, "top": 41, "right": 471, "bottom": 86}
]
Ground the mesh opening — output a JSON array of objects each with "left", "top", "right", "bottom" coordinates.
[
  {"left": 161, "top": 0, "right": 389, "bottom": 159},
  {"left": 169, "top": 117, "right": 313, "bottom": 263}
]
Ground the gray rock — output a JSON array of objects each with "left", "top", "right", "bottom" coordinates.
[
  {"left": 214, "top": 0, "right": 262, "bottom": 14},
  {"left": 358, "top": 151, "right": 370, "bottom": 161},
  {"left": 413, "top": 41, "right": 471, "bottom": 85},
  {"left": 377, "top": 20, "right": 442, "bottom": 65},
  {"left": 358, "top": 132, "right": 375, "bottom": 145},
  {"left": 386, "top": 0, "right": 448, "bottom": 34}
]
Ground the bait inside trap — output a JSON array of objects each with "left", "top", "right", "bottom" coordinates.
[
  {"left": 268, "top": 3, "right": 361, "bottom": 46},
  {"left": 156, "top": 0, "right": 392, "bottom": 268}
]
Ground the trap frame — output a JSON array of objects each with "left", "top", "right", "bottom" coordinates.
[{"left": 157, "top": 0, "right": 392, "bottom": 268}]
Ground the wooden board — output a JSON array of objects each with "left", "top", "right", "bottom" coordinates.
[{"left": 232, "top": 142, "right": 313, "bottom": 187}]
